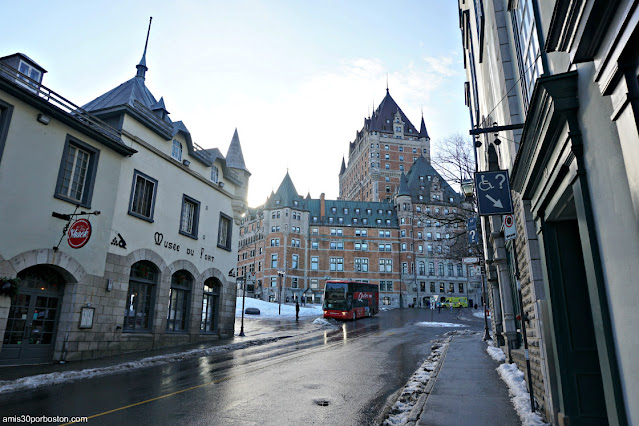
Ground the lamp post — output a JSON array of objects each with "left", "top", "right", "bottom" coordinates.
[
  {"left": 461, "top": 179, "right": 491, "bottom": 341},
  {"left": 277, "top": 269, "right": 285, "bottom": 315},
  {"left": 239, "top": 277, "right": 246, "bottom": 336}
]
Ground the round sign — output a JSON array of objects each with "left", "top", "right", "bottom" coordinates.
[
  {"left": 68, "top": 219, "right": 92, "bottom": 249},
  {"left": 504, "top": 214, "right": 514, "bottom": 228}
]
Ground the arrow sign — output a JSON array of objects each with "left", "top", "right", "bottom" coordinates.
[
  {"left": 474, "top": 170, "right": 514, "bottom": 216},
  {"left": 485, "top": 195, "right": 503, "bottom": 208}
]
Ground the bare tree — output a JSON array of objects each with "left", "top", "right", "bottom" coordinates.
[{"left": 431, "top": 132, "right": 476, "bottom": 190}]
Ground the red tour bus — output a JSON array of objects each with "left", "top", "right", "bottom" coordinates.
[{"left": 323, "top": 280, "right": 379, "bottom": 320}]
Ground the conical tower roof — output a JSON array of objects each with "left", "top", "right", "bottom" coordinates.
[
  {"left": 265, "top": 172, "right": 303, "bottom": 209},
  {"left": 226, "top": 129, "right": 250, "bottom": 174},
  {"left": 369, "top": 89, "right": 419, "bottom": 134}
]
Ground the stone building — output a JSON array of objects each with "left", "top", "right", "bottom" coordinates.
[
  {"left": 0, "top": 48, "right": 249, "bottom": 364},
  {"left": 237, "top": 92, "right": 474, "bottom": 309},
  {"left": 459, "top": 0, "right": 639, "bottom": 424}
]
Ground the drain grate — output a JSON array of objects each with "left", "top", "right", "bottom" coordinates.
[{"left": 314, "top": 399, "right": 330, "bottom": 406}]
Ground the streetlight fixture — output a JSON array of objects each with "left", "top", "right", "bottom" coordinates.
[{"left": 461, "top": 179, "right": 475, "bottom": 199}]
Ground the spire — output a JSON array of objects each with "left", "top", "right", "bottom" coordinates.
[
  {"left": 226, "top": 128, "right": 249, "bottom": 173},
  {"left": 136, "top": 17, "right": 153, "bottom": 80},
  {"left": 419, "top": 111, "right": 429, "bottom": 139},
  {"left": 339, "top": 156, "right": 346, "bottom": 175},
  {"left": 386, "top": 73, "right": 389, "bottom": 94}
]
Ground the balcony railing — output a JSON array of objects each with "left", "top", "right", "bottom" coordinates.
[{"left": 0, "top": 62, "right": 122, "bottom": 144}]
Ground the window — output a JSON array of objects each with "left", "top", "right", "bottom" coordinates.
[
  {"left": 380, "top": 280, "right": 393, "bottom": 291},
  {"left": 217, "top": 213, "right": 232, "bottom": 250},
  {"left": 291, "top": 254, "right": 299, "bottom": 269},
  {"left": 355, "top": 258, "right": 369, "bottom": 272},
  {"left": 172, "top": 140, "right": 183, "bottom": 161},
  {"left": 312, "top": 228, "right": 319, "bottom": 235},
  {"left": 311, "top": 240, "right": 318, "bottom": 249},
  {"left": 55, "top": 136, "right": 100, "bottom": 208},
  {"left": 0, "top": 99, "right": 14, "bottom": 165},
  {"left": 291, "top": 277, "right": 299, "bottom": 289},
  {"left": 379, "top": 259, "right": 392, "bottom": 272},
  {"left": 167, "top": 270, "right": 192, "bottom": 332},
  {"left": 210, "top": 165, "right": 219, "bottom": 183},
  {"left": 457, "top": 264, "right": 464, "bottom": 277},
  {"left": 439, "top": 283, "right": 445, "bottom": 293},
  {"left": 201, "top": 278, "right": 220, "bottom": 333},
  {"left": 16, "top": 60, "right": 42, "bottom": 90},
  {"left": 449, "top": 283, "right": 455, "bottom": 293},
  {"left": 439, "top": 263, "right": 444, "bottom": 276},
  {"left": 180, "top": 195, "right": 200, "bottom": 238},
  {"left": 311, "top": 256, "right": 319, "bottom": 271},
  {"left": 419, "top": 262, "right": 425, "bottom": 275},
  {"left": 291, "top": 238, "right": 301, "bottom": 247},
  {"left": 428, "top": 262, "right": 435, "bottom": 275},
  {"left": 271, "top": 254, "right": 278, "bottom": 268},
  {"left": 430, "top": 282, "right": 435, "bottom": 293},
  {"left": 128, "top": 170, "right": 157, "bottom": 221},
  {"left": 511, "top": 0, "right": 543, "bottom": 110},
  {"left": 330, "top": 241, "right": 344, "bottom": 250},
  {"left": 448, "top": 263, "right": 454, "bottom": 276},
  {"left": 402, "top": 262, "right": 408, "bottom": 274},
  {"left": 459, "top": 283, "right": 464, "bottom": 293},
  {"left": 270, "top": 239, "right": 279, "bottom": 247},
  {"left": 310, "top": 279, "right": 319, "bottom": 289},
  {"left": 124, "top": 261, "right": 158, "bottom": 332},
  {"left": 330, "top": 257, "right": 344, "bottom": 271},
  {"left": 270, "top": 277, "right": 277, "bottom": 287}
]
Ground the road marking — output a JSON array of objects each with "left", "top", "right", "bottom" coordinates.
[{"left": 60, "top": 328, "right": 381, "bottom": 424}]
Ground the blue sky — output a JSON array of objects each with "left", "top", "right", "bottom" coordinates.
[{"left": 2, "top": 1, "right": 470, "bottom": 207}]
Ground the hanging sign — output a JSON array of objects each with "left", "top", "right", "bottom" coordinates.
[
  {"left": 503, "top": 214, "right": 517, "bottom": 241},
  {"left": 68, "top": 219, "right": 92, "bottom": 248}
]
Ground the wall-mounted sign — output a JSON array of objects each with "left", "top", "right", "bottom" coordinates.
[
  {"left": 474, "top": 170, "right": 514, "bottom": 216},
  {"left": 68, "top": 219, "right": 92, "bottom": 249},
  {"left": 79, "top": 306, "right": 95, "bottom": 329},
  {"left": 503, "top": 214, "right": 517, "bottom": 241}
]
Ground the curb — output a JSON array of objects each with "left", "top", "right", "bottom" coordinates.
[{"left": 406, "top": 337, "right": 451, "bottom": 425}]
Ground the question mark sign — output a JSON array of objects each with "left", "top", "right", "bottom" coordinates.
[
  {"left": 469, "top": 230, "right": 476, "bottom": 243},
  {"left": 496, "top": 174, "right": 506, "bottom": 190}
]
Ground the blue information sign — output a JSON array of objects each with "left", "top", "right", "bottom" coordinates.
[
  {"left": 474, "top": 170, "right": 514, "bottom": 216},
  {"left": 467, "top": 216, "right": 477, "bottom": 231},
  {"left": 468, "top": 228, "right": 479, "bottom": 245}
]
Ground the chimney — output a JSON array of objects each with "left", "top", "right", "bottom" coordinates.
[{"left": 320, "top": 193, "right": 326, "bottom": 218}]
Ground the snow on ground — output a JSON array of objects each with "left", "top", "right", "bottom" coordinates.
[
  {"left": 383, "top": 340, "right": 448, "bottom": 425},
  {"left": 497, "top": 363, "right": 549, "bottom": 426},
  {"left": 473, "top": 311, "right": 491, "bottom": 319},
  {"left": 0, "top": 337, "right": 284, "bottom": 394},
  {"left": 235, "top": 297, "right": 324, "bottom": 318},
  {"left": 415, "top": 321, "right": 468, "bottom": 328},
  {"left": 487, "top": 345, "right": 507, "bottom": 362}
]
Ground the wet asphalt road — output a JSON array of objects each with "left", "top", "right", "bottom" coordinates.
[{"left": 0, "top": 308, "right": 485, "bottom": 426}]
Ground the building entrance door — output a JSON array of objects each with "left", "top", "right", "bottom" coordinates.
[{"left": 0, "top": 266, "right": 65, "bottom": 365}]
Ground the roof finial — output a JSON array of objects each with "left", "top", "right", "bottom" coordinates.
[
  {"left": 136, "top": 17, "right": 153, "bottom": 80},
  {"left": 386, "top": 73, "right": 389, "bottom": 93}
]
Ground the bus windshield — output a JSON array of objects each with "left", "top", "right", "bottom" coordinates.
[{"left": 323, "top": 283, "right": 349, "bottom": 310}]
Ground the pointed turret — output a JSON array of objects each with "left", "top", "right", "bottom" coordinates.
[
  {"left": 226, "top": 129, "right": 250, "bottom": 174},
  {"left": 340, "top": 157, "right": 346, "bottom": 175},
  {"left": 419, "top": 114, "right": 429, "bottom": 139},
  {"left": 398, "top": 173, "right": 410, "bottom": 196},
  {"left": 151, "top": 97, "right": 169, "bottom": 120},
  {"left": 136, "top": 17, "right": 152, "bottom": 80}
]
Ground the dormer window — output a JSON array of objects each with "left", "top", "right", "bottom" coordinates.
[
  {"left": 172, "top": 140, "right": 182, "bottom": 161},
  {"left": 210, "top": 165, "right": 219, "bottom": 183},
  {"left": 16, "top": 60, "right": 42, "bottom": 91}
]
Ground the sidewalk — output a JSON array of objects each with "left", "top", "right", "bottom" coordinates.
[{"left": 414, "top": 335, "right": 521, "bottom": 426}]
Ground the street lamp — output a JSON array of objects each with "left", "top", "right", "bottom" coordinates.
[
  {"left": 461, "top": 179, "right": 475, "bottom": 199},
  {"left": 277, "top": 269, "right": 285, "bottom": 315},
  {"left": 239, "top": 277, "right": 246, "bottom": 336}
]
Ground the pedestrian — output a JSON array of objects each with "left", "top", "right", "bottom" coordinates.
[
  {"left": 450, "top": 303, "right": 453, "bottom": 313},
  {"left": 295, "top": 301, "right": 300, "bottom": 321},
  {"left": 437, "top": 302, "right": 441, "bottom": 313},
  {"left": 302, "top": 295, "right": 305, "bottom": 306}
]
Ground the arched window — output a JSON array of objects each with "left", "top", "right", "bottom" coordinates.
[
  {"left": 167, "top": 270, "right": 192, "bottom": 332},
  {"left": 125, "top": 261, "right": 159, "bottom": 331},
  {"left": 201, "top": 278, "right": 220, "bottom": 333}
]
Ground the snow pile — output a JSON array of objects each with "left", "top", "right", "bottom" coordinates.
[
  {"left": 473, "top": 311, "right": 491, "bottom": 319},
  {"left": 497, "top": 363, "right": 549, "bottom": 426},
  {"left": 0, "top": 337, "right": 284, "bottom": 394},
  {"left": 312, "top": 317, "right": 339, "bottom": 328},
  {"left": 235, "top": 297, "right": 324, "bottom": 318},
  {"left": 487, "top": 345, "right": 507, "bottom": 362},
  {"left": 382, "top": 340, "right": 448, "bottom": 425},
  {"left": 443, "top": 329, "right": 478, "bottom": 337},
  {"left": 415, "top": 321, "right": 467, "bottom": 328}
]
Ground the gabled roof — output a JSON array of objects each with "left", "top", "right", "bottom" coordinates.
[{"left": 369, "top": 89, "right": 418, "bottom": 134}]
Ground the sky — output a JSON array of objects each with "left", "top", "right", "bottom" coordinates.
[{"left": 2, "top": 1, "right": 470, "bottom": 207}]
